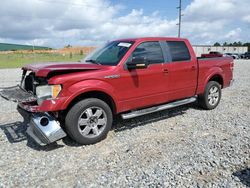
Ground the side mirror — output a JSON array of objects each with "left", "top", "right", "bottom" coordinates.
[{"left": 127, "top": 57, "right": 148, "bottom": 70}]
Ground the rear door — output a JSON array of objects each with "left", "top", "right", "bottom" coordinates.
[{"left": 162, "top": 40, "right": 198, "bottom": 101}]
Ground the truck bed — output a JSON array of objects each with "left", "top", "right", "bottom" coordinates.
[{"left": 196, "top": 56, "right": 234, "bottom": 94}]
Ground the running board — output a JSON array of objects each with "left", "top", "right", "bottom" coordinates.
[{"left": 121, "top": 97, "right": 196, "bottom": 119}]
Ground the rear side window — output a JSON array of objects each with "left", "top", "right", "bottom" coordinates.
[
  {"left": 131, "top": 42, "right": 164, "bottom": 64},
  {"left": 167, "top": 41, "right": 191, "bottom": 62}
]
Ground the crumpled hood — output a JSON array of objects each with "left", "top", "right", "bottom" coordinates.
[{"left": 22, "top": 62, "right": 103, "bottom": 77}]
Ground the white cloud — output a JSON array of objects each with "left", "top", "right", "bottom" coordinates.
[
  {"left": 181, "top": 0, "right": 250, "bottom": 44},
  {"left": 243, "top": 15, "right": 250, "bottom": 23},
  {"left": 0, "top": 0, "right": 249, "bottom": 47},
  {"left": 225, "top": 28, "right": 242, "bottom": 40},
  {"left": 184, "top": 0, "right": 234, "bottom": 21}
]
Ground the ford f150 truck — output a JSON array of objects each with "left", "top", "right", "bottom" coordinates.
[{"left": 0, "top": 37, "right": 234, "bottom": 146}]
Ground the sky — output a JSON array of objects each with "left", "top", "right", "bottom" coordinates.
[{"left": 0, "top": 0, "right": 250, "bottom": 48}]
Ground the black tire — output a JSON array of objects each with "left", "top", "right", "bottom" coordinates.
[
  {"left": 198, "top": 81, "right": 221, "bottom": 110},
  {"left": 65, "top": 98, "right": 113, "bottom": 145}
]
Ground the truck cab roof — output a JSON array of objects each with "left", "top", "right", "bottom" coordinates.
[{"left": 114, "top": 37, "right": 188, "bottom": 42}]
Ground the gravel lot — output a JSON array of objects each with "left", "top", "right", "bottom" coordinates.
[{"left": 0, "top": 60, "right": 249, "bottom": 187}]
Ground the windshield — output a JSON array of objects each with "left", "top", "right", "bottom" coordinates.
[{"left": 82, "top": 41, "right": 134, "bottom": 66}]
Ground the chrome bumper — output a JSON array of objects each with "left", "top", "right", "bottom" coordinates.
[{"left": 18, "top": 107, "right": 66, "bottom": 146}]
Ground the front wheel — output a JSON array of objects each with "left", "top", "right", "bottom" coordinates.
[
  {"left": 65, "top": 98, "right": 113, "bottom": 145},
  {"left": 198, "top": 81, "right": 221, "bottom": 110}
]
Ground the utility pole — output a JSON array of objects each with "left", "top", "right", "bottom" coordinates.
[{"left": 177, "top": 0, "right": 183, "bottom": 38}]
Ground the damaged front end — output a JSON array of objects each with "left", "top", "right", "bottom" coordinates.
[{"left": 0, "top": 70, "right": 66, "bottom": 146}]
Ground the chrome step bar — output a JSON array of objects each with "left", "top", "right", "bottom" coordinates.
[{"left": 121, "top": 97, "right": 197, "bottom": 119}]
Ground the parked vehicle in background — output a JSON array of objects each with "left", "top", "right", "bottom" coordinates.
[
  {"left": 201, "top": 51, "right": 223, "bottom": 58},
  {"left": 0, "top": 37, "right": 234, "bottom": 146},
  {"left": 232, "top": 53, "right": 241, "bottom": 59},
  {"left": 244, "top": 52, "right": 250, "bottom": 59},
  {"left": 238, "top": 53, "right": 245, "bottom": 59},
  {"left": 224, "top": 53, "right": 239, "bottom": 59}
]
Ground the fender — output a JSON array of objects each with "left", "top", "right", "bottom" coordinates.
[
  {"left": 197, "top": 66, "right": 225, "bottom": 94},
  {"left": 60, "top": 79, "right": 119, "bottom": 111}
]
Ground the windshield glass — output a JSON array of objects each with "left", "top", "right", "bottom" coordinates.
[{"left": 82, "top": 41, "right": 134, "bottom": 66}]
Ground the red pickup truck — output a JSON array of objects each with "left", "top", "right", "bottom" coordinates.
[{"left": 0, "top": 37, "right": 234, "bottom": 146}]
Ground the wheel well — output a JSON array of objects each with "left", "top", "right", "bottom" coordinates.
[
  {"left": 209, "top": 75, "right": 224, "bottom": 88},
  {"left": 66, "top": 91, "right": 117, "bottom": 115}
]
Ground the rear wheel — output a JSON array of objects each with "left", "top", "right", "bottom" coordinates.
[
  {"left": 198, "top": 81, "right": 221, "bottom": 110},
  {"left": 65, "top": 98, "right": 113, "bottom": 145}
]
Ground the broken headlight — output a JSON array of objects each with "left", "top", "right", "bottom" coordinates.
[{"left": 36, "top": 85, "right": 61, "bottom": 104}]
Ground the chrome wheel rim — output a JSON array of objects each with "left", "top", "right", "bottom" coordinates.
[
  {"left": 208, "top": 86, "right": 219, "bottom": 106},
  {"left": 78, "top": 106, "right": 107, "bottom": 138}
]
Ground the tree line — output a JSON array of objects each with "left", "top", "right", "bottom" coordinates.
[{"left": 213, "top": 42, "right": 250, "bottom": 52}]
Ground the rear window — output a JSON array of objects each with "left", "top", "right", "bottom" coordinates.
[{"left": 166, "top": 41, "right": 191, "bottom": 62}]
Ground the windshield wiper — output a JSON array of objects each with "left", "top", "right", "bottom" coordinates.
[{"left": 85, "top": 59, "right": 101, "bottom": 65}]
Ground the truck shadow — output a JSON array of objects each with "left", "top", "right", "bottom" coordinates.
[
  {"left": 232, "top": 168, "right": 250, "bottom": 187},
  {"left": 0, "top": 102, "right": 197, "bottom": 149},
  {"left": 62, "top": 103, "right": 194, "bottom": 147},
  {"left": 112, "top": 103, "right": 194, "bottom": 132},
  {"left": 63, "top": 103, "right": 196, "bottom": 147}
]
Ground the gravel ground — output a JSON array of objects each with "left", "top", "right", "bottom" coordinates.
[{"left": 0, "top": 60, "right": 249, "bottom": 187}]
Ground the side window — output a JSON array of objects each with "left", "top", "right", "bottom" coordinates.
[
  {"left": 167, "top": 41, "right": 191, "bottom": 62},
  {"left": 131, "top": 42, "right": 164, "bottom": 64}
]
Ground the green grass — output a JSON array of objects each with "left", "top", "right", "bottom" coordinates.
[{"left": 0, "top": 53, "right": 85, "bottom": 68}]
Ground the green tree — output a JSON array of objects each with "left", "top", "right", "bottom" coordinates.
[
  {"left": 237, "top": 41, "right": 242, "bottom": 46},
  {"left": 65, "top": 44, "right": 72, "bottom": 48},
  {"left": 233, "top": 42, "right": 238, "bottom": 46},
  {"left": 223, "top": 42, "right": 228, "bottom": 46},
  {"left": 243, "top": 43, "right": 250, "bottom": 52},
  {"left": 214, "top": 42, "right": 221, "bottom": 46}
]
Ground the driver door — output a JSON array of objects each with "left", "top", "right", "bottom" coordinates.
[{"left": 117, "top": 41, "right": 168, "bottom": 111}]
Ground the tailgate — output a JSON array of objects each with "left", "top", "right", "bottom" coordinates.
[{"left": 0, "top": 85, "right": 36, "bottom": 103}]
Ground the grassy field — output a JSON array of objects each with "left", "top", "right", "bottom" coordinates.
[{"left": 0, "top": 53, "right": 85, "bottom": 68}]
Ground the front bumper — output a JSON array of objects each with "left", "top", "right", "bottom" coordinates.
[
  {"left": 17, "top": 107, "right": 66, "bottom": 146},
  {"left": 18, "top": 97, "right": 68, "bottom": 113}
]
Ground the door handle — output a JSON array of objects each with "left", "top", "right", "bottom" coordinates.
[
  {"left": 163, "top": 69, "right": 169, "bottom": 74},
  {"left": 191, "top": 66, "right": 196, "bottom": 70}
]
